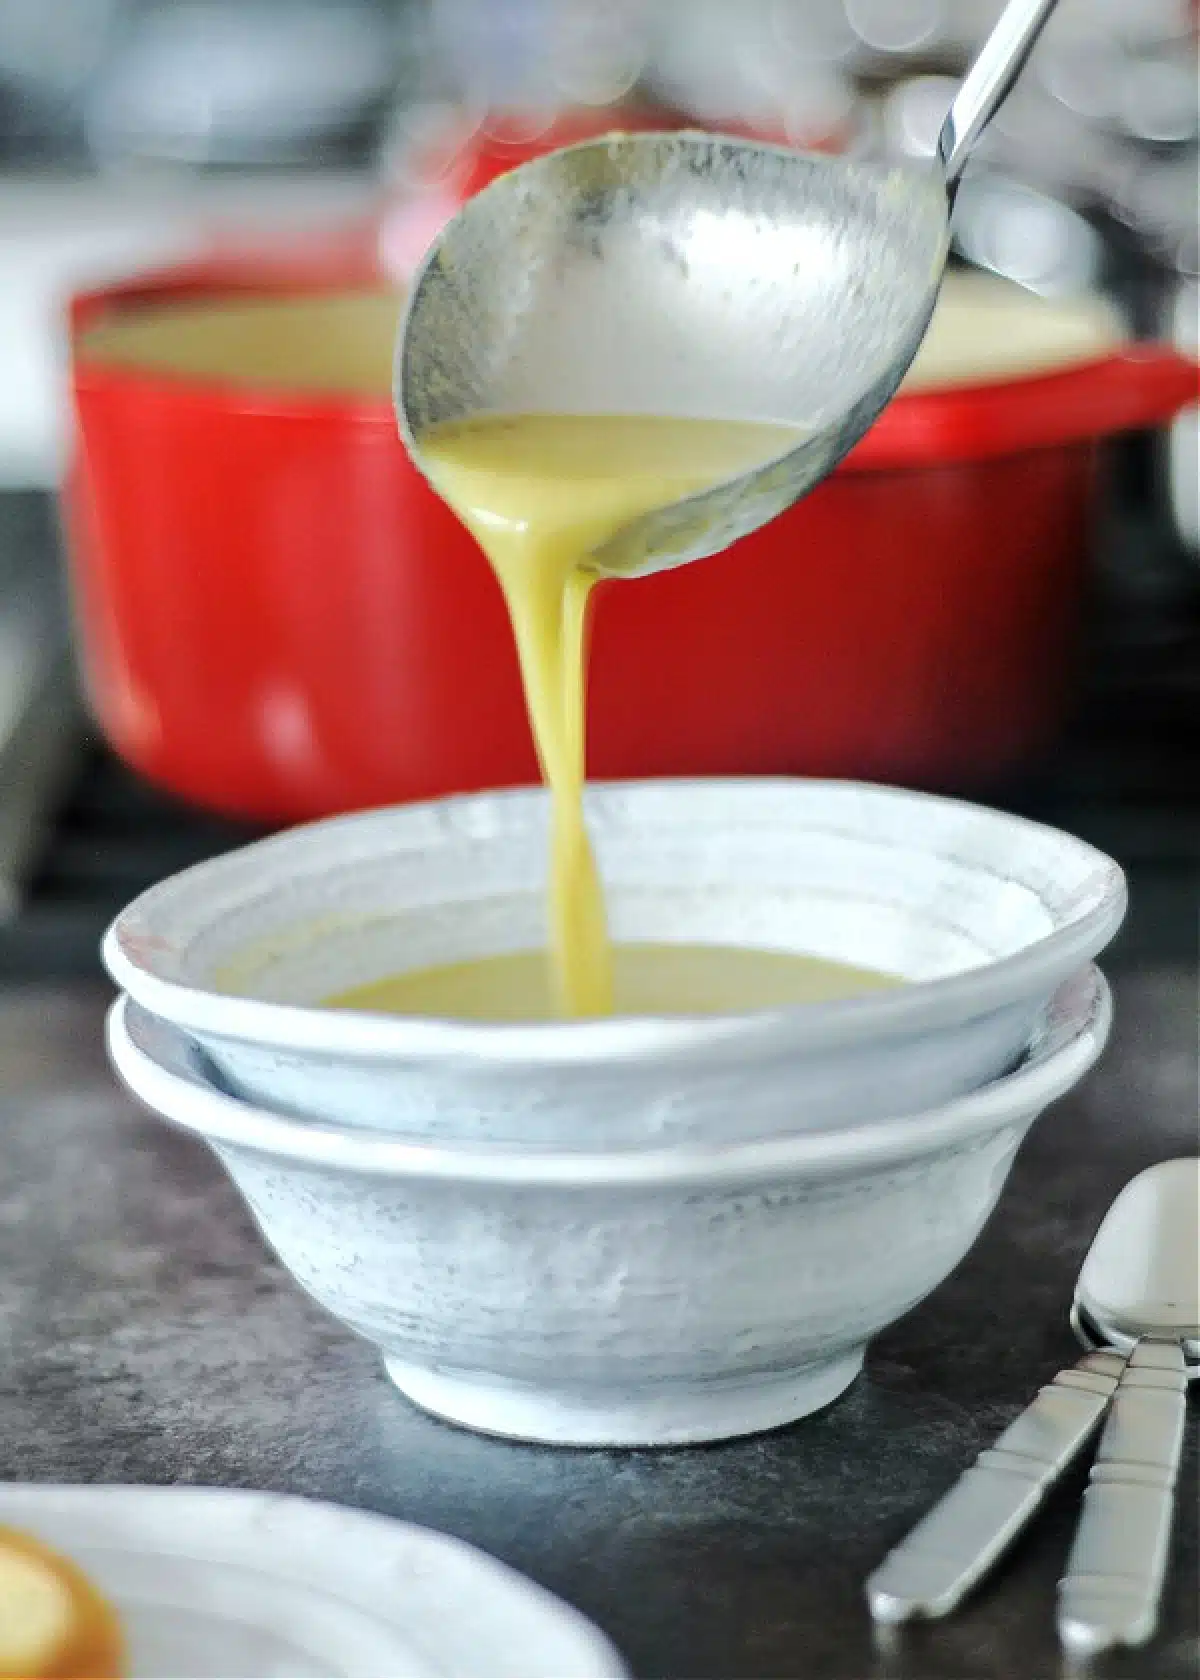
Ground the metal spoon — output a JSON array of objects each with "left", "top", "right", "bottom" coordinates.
[
  {"left": 395, "top": 0, "right": 1060, "bottom": 580},
  {"left": 866, "top": 1157, "right": 1199, "bottom": 1629},
  {"left": 1058, "top": 1156, "right": 1199, "bottom": 1658}
]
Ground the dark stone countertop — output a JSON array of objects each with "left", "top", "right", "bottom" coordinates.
[{"left": 2, "top": 932, "right": 1196, "bottom": 1680}]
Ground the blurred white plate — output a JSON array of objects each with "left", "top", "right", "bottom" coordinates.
[{"left": 0, "top": 1484, "right": 626, "bottom": 1679}]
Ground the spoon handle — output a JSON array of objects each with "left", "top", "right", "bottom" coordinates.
[
  {"left": 1057, "top": 1338, "right": 1188, "bottom": 1657},
  {"left": 866, "top": 1350, "right": 1124, "bottom": 1623},
  {"left": 938, "top": 0, "right": 1061, "bottom": 186}
]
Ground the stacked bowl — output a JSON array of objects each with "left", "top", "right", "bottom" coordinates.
[{"left": 104, "top": 779, "right": 1125, "bottom": 1447}]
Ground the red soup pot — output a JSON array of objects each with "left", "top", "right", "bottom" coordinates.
[{"left": 66, "top": 265, "right": 1198, "bottom": 823}]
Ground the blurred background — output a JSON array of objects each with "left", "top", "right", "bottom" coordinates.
[{"left": 0, "top": 0, "right": 1196, "bottom": 973}]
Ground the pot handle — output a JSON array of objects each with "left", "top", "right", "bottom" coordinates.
[
  {"left": 1069, "top": 346, "right": 1200, "bottom": 436},
  {"left": 852, "top": 345, "right": 1200, "bottom": 469}
]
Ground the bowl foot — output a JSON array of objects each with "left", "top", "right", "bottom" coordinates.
[{"left": 381, "top": 1347, "right": 865, "bottom": 1447}]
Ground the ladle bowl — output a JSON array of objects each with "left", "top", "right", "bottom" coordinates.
[
  {"left": 396, "top": 135, "right": 949, "bottom": 578},
  {"left": 396, "top": 0, "right": 1061, "bottom": 578}
]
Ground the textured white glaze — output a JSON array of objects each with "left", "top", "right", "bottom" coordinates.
[
  {"left": 102, "top": 780, "right": 1125, "bottom": 1148},
  {"left": 108, "top": 969, "right": 1111, "bottom": 1448}
]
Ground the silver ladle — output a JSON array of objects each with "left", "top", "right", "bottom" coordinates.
[
  {"left": 396, "top": 0, "right": 1060, "bottom": 579},
  {"left": 867, "top": 1157, "right": 1199, "bottom": 1653}
]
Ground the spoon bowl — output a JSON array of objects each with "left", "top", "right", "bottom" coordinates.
[{"left": 1072, "top": 1156, "right": 1200, "bottom": 1364}]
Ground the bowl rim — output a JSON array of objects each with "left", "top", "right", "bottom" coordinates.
[
  {"left": 107, "top": 966, "right": 1111, "bottom": 1188},
  {"left": 102, "top": 779, "right": 1127, "bottom": 1071}
]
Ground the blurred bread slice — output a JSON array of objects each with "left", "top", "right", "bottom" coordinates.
[{"left": 0, "top": 1527, "right": 123, "bottom": 1679}]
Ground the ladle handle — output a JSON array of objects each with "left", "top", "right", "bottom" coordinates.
[
  {"left": 938, "top": 0, "right": 1061, "bottom": 186},
  {"left": 865, "top": 1350, "right": 1124, "bottom": 1623},
  {"left": 1057, "top": 1338, "right": 1188, "bottom": 1658}
]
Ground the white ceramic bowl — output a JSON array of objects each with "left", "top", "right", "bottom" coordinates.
[
  {"left": 103, "top": 780, "right": 1125, "bottom": 1149},
  {"left": 108, "top": 968, "right": 1111, "bottom": 1448}
]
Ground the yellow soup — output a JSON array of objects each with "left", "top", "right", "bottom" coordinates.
[
  {"left": 420, "top": 413, "right": 799, "bottom": 1016},
  {"left": 327, "top": 945, "right": 899, "bottom": 1023}
]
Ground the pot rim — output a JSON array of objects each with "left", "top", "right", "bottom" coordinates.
[{"left": 70, "top": 266, "right": 1199, "bottom": 464}]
